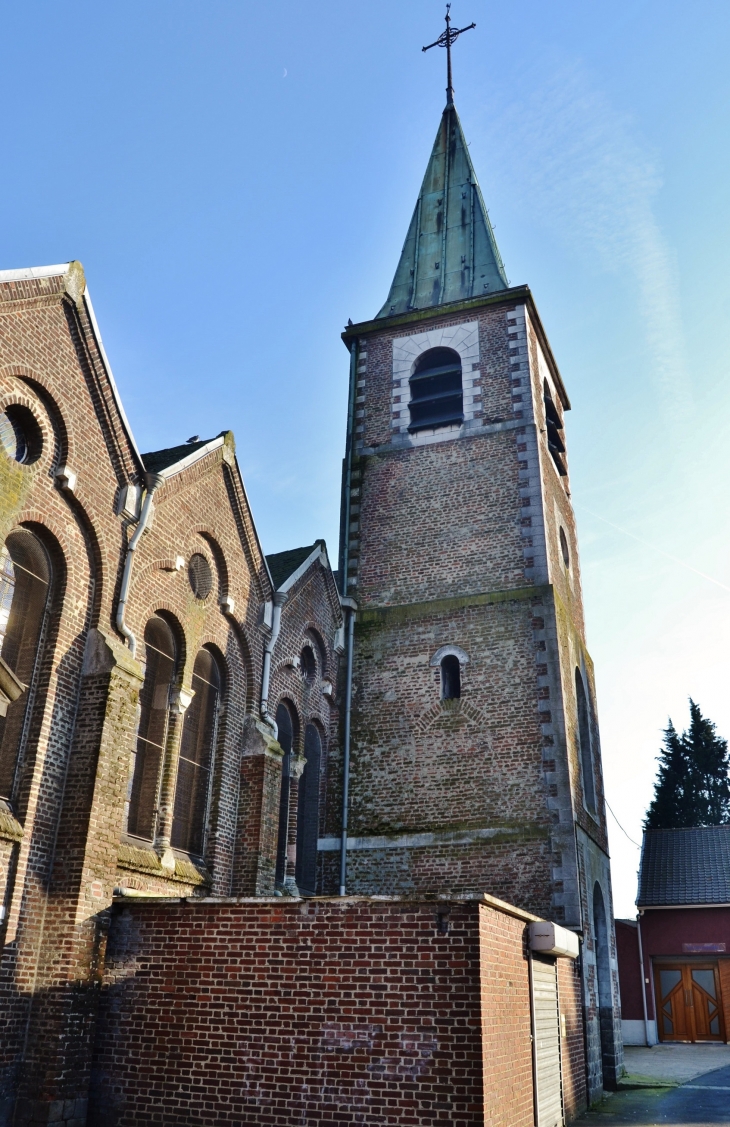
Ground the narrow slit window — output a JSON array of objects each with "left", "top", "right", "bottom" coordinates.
[
  {"left": 0, "top": 529, "right": 52, "bottom": 801},
  {"left": 543, "top": 381, "right": 567, "bottom": 476},
  {"left": 127, "top": 616, "right": 177, "bottom": 840},
  {"left": 408, "top": 347, "right": 463, "bottom": 433},
  {"left": 441, "top": 654, "right": 461, "bottom": 700},
  {"left": 171, "top": 648, "right": 221, "bottom": 856}
]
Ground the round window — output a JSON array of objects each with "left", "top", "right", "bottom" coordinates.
[
  {"left": 559, "top": 527, "right": 570, "bottom": 569},
  {"left": 188, "top": 553, "right": 213, "bottom": 600},
  {"left": 0, "top": 406, "right": 43, "bottom": 465}
]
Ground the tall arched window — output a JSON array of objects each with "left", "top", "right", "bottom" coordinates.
[
  {"left": 171, "top": 648, "right": 222, "bottom": 856},
  {"left": 441, "top": 654, "right": 461, "bottom": 700},
  {"left": 408, "top": 347, "right": 463, "bottom": 433},
  {"left": 576, "top": 668, "right": 596, "bottom": 812},
  {"left": 296, "top": 723, "right": 322, "bottom": 895},
  {"left": 0, "top": 529, "right": 52, "bottom": 801},
  {"left": 274, "top": 702, "right": 294, "bottom": 886},
  {"left": 127, "top": 616, "right": 177, "bottom": 840}
]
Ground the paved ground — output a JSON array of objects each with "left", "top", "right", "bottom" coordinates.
[
  {"left": 623, "top": 1045, "right": 730, "bottom": 1086},
  {"left": 573, "top": 1059, "right": 730, "bottom": 1126}
]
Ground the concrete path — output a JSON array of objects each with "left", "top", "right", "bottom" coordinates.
[
  {"left": 572, "top": 1062, "right": 730, "bottom": 1125},
  {"left": 624, "top": 1045, "right": 730, "bottom": 1087}
]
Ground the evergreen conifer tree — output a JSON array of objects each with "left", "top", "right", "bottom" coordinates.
[{"left": 645, "top": 701, "right": 730, "bottom": 829}]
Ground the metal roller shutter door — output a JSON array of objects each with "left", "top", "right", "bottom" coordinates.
[{"left": 531, "top": 954, "right": 563, "bottom": 1127}]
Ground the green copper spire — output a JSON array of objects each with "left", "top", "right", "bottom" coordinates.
[{"left": 376, "top": 104, "right": 508, "bottom": 319}]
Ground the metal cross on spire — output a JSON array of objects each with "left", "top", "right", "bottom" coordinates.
[{"left": 422, "top": 4, "right": 476, "bottom": 106}]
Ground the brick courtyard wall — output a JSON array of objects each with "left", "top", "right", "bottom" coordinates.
[{"left": 89, "top": 894, "right": 586, "bottom": 1126}]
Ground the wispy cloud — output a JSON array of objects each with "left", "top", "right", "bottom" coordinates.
[{"left": 479, "top": 63, "right": 690, "bottom": 424}]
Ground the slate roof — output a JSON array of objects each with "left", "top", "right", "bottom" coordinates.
[
  {"left": 638, "top": 826, "right": 730, "bottom": 907},
  {"left": 142, "top": 438, "right": 215, "bottom": 474},
  {"left": 266, "top": 541, "right": 324, "bottom": 590},
  {"left": 376, "top": 103, "right": 508, "bottom": 319}
]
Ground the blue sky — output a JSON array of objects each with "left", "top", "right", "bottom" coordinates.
[{"left": 3, "top": 0, "right": 729, "bottom": 916}]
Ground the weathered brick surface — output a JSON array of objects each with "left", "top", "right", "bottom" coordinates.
[
  {"left": 89, "top": 895, "right": 587, "bottom": 1127},
  {"left": 0, "top": 265, "right": 341, "bottom": 1121}
]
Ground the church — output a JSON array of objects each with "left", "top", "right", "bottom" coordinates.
[{"left": 0, "top": 29, "right": 622, "bottom": 1127}]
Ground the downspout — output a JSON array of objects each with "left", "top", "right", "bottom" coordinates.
[
  {"left": 636, "top": 913, "right": 654, "bottom": 1046},
  {"left": 116, "top": 472, "right": 163, "bottom": 658},
  {"left": 339, "top": 599, "right": 356, "bottom": 896},
  {"left": 260, "top": 595, "right": 284, "bottom": 731}
]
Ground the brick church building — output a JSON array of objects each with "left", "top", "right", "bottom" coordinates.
[{"left": 0, "top": 69, "right": 622, "bottom": 1127}]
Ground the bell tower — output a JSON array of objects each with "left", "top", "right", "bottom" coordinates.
[{"left": 332, "top": 56, "right": 623, "bottom": 1094}]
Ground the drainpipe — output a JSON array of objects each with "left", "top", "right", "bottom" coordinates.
[
  {"left": 116, "top": 473, "right": 163, "bottom": 658},
  {"left": 260, "top": 594, "right": 284, "bottom": 732},
  {"left": 339, "top": 598, "right": 356, "bottom": 896},
  {"left": 636, "top": 912, "right": 654, "bottom": 1046}
]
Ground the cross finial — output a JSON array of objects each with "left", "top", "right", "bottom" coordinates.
[{"left": 422, "top": 4, "right": 476, "bottom": 106}]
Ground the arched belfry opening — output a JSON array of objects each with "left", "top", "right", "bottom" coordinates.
[{"left": 408, "top": 347, "right": 463, "bottom": 432}]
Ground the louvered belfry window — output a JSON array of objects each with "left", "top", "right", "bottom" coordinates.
[
  {"left": 0, "top": 529, "right": 52, "bottom": 801},
  {"left": 544, "top": 381, "right": 567, "bottom": 476},
  {"left": 128, "top": 616, "right": 177, "bottom": 840},
  {"left": 408, "top": 347, "right": 463, "bottom": 433},
  {"left": 171, "top": 648, "right": 221, "bottom": 856}
]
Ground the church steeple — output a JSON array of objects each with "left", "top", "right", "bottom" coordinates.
[{"left": 376, "top": 104, "right": 509, "bottom": 319}]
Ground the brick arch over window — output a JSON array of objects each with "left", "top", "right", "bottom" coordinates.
[
  {"left": 303, "top": 625, "right": 329, "bottom": 678},
  {"left": 0, "top": 366, "right": 72, "bottom": 466}
]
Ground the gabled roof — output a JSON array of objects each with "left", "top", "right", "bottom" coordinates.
[
  {"left": 141, "top": 434, "right": 226, "bottom": 478},
  {"left": 266, "top": 541, "right": 325, "bottom": 591},
  {"left": 638, "top": 826, "right": 730, "bottom": 907},
  {"left": 376, "top": 103, "right": 508, "bottom": 319}
]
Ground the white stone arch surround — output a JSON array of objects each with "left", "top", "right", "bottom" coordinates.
[
  {"left": 391, "top": 321, "right": 480, "bottom": 446},
  {"left": 429, "top": 645, "right": 470, "bottom": 667}
]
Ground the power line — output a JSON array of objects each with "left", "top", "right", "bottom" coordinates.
[{"left": 605, "top": 799, "right": 641, "bottom": 848}]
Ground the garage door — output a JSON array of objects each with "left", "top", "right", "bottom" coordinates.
[{"left": 531, "top": 954, "right": 563, "bottom": 1127}]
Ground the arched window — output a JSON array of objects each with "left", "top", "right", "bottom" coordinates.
[
  {"left": 441, "top": 654, "right": 461, "bottom": 700},
  {"left": 544, "top": 380, "right": 567, "bottom": 476},
  {"left": 127, "top": 616, "right": 177, "bottom": 840},
  {"left": 171, "top": 648, "right": 222, "bottom": 856},
  {"left": 408, "top": 347, "right": 463, "bottom": 433},
  {"left": 296, "top": 723, "right": 322, "bottom": 895},
  {"left": 300, "top": 645, "right": 316, "bottom": 684},
  {"left": 0, "top": 529, "right": 52, "bottom": 801},
  {"left": 274, "top": 702, "right": 294, "bottom": 886},
  {"left": 576, "top": 668, "right": 596, "bottom": 812}
]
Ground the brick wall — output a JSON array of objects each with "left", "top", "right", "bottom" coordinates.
[
  {"left": 0, "top": 264, "right": 342, "bottom": 1120},
  {"left": 89, "top": 894, "right": 587, "bottom": 1126}
]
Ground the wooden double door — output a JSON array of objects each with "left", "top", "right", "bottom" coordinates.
[{"left": 655, "top": 963, "right": 725, "bottom": 1042}]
